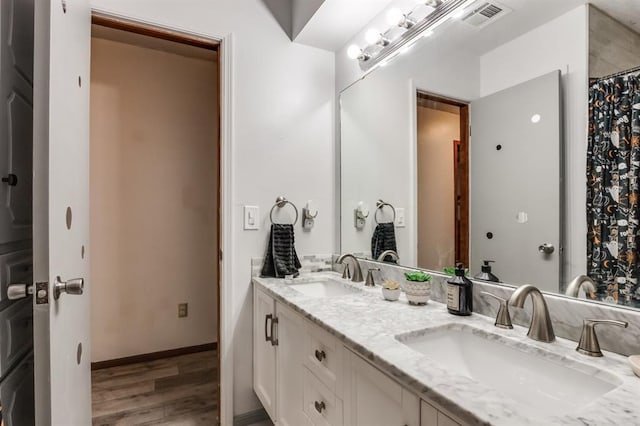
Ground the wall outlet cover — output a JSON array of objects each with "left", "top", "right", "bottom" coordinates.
[{"left": 178, "top": 303, "right": 188, "bottom": 318}]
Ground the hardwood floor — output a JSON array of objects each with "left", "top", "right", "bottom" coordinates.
[{"left": 91, "top": 350, "right": 218, "bottom": 425}]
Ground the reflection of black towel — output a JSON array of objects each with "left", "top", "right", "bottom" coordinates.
[
  {"left": 371, "top": 223, "right": 397, "bottom": 263},
  {"left": 261, "top": 224, "right": 302, "bottom": 278}
]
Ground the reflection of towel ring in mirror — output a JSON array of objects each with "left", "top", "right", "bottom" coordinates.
[
  {"left": 270, "top": 196, "right": 299, "bottom": 225},
  {"left": 374, "top": 199, "right": 396, "bottom": 224}
]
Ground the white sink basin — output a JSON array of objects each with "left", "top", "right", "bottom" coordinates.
[
  {"left": 289, "top": 279, "right": 361, "bottom": 298},
  {"left": 396, "top": 324, "right": 621, "bottom": 418}
]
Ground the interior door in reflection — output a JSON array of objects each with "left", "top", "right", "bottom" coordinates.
[{"left": 470, "top": 70, "right": 562, "bottom": 290}]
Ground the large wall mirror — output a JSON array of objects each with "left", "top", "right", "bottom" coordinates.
[{"left": 340, "top": 0, "right": 640, "bottom": 309}]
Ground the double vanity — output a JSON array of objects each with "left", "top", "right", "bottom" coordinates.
[{"left": 253, "top": 266, "right": 640, "bottom": 425}]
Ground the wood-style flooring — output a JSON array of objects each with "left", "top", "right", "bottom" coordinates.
[{"left": 91, "top": 350, "right": 218, "bottom": 425}]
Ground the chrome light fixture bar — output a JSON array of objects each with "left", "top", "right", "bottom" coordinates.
[{"left": 357, "top": 0, "right": 476, "bottom": 72}]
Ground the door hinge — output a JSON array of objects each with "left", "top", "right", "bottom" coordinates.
[{"left": 35, "top": 282, "right": 49, "bottom": 305}]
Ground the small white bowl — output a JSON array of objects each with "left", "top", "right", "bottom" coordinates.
[
  {"left": 630, "top": 355, "right": 640, "bottom": 378},
  {"left": 401, "top": 280, "right": 431, "bottom": 296},
  {"left": 406, "top": 292, "right": 429, "bottom": 305},
  {"left": 382, "top": 287, "right": 401, "bottom": 301}
]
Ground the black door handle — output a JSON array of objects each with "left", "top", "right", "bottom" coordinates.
[{"left": 2, "top": 174, "right": 17, "bottom": 186}]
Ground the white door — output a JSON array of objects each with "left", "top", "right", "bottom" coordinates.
[
  {"left": 470, "top": 70, "right": 562, "bottom": 290},
  {"left": 253, "top": 287, "right": 277, "bottom": 420},
  {"left": 33, "top": 0, "right": 91, "bottom": 424}
]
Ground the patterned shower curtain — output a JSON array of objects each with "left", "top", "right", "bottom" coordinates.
[{"left": 587, "top": 76, "right": 640, "bottom": 307}]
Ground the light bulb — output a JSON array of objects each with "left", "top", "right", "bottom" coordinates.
[
  {"left": 347, "top": 44, "right": 362, "bottom": 60},
  {"left": 451, "top": 8, "right": 466, "bottom": 19},
  {"left": 386, "top": 8, "right": 404, "bottom": 26},
  {"left": 365, "top": 28, "right": 381, "bottom": 45}
]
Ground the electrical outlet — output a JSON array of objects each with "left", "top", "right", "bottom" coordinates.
[{"left": 178, "top": 303, "right": 188, "bottom": 318}]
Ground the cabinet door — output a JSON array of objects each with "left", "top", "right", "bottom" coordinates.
[
  {"left": 253, "top": 287, "right": 277, "bottom": 420},
  {"left": 276, "top": 303, "right": 309, "bottom": 426},
  {"left": 345, "top": 350, "right": 420, "bottom": 426}
]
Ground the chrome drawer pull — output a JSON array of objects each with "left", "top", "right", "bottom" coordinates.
[
  {"left": 314, "top": 349, "right": 326, "bottom": 362},
  {"left": 314, "top": 400, "right": 325, "bottom": 413},
  {"left": 264, "top": 314, "right": 273, "bottom": 343}
]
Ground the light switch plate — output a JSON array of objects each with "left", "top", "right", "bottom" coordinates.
[
  {"left": 244, "top": 205, "right": 259, "bottom": 230},
  {"left": 396, "top": 208, "right": 406, "bottom": 227}
]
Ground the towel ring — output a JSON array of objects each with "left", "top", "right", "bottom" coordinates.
[
  {"left": 270, "top": 196, "right": 299, "bottom": 225},
  {"left": 374, "top": 199, "right": 396, "bottom": 224}
]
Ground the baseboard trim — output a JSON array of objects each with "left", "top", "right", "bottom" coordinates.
[
  {"left": 91, "top": 342, "right": 217, "bottom": 370},
  {"left": 233, "top": 408, "right": 270, "bottom": 426}
]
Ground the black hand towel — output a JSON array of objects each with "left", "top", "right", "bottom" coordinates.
[
  {"left": 261, "top": 224, "right": 302, "bottom": 278},
  {"left": 371, "top": 222, "right": 398, "bottom": 263}
]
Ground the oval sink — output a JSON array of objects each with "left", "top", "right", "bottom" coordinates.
[
  {"left": 289, "top": 279, "right": 361, "bottom": 298},
  {"left": 396, "top": 324, "right": 622, "bottom": 418}
]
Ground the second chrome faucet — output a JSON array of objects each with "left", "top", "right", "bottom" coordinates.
[{"left": 485, "top": 284, "right": 555, "bottom": 343}]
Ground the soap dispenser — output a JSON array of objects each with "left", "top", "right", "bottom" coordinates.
[
  {"left": 474, "top": 260, "right": 500, "bottom": 282},
  {"left": 447, "top": 263, "right": 473, "bottom": 316}
]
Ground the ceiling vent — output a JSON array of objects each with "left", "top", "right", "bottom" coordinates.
[{"left": 461, "top": 1, "right": 511, "bottom": 28}]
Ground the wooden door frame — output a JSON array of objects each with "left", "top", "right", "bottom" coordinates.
[
  {"left": 89, "top": 11, "right": 233, "bottom": 425},
  {"left": 414, "top": 90, "right": 469, "bottom": 267}
]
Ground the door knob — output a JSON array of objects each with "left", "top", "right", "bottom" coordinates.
[
  {"left": 7, "top": 283, "right": 33, "bottom": 300},
  {"left": 54, "top": 276, "right": 84, "bottom": 300},
  {"left": 1, "top": 174, "right": 17, "bottom": 186},
  {"left": 538, "top": 243, "right": 554, "bottom": 254}
]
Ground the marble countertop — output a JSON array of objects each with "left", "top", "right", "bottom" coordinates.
[{"left": 253, "top": 272, "right": 640, "bottom": 426}]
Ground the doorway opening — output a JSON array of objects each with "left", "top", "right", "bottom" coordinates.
[
  {"left": 89, "top": 15, "right": 221, "bottom": 424},
  {"left": 416, "top": 91, "right": 469, "bottom": 270}
]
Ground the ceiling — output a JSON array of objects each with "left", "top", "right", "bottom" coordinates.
[
  {"left": 292, "top": 0, "right": 396, "bottom": 51},
  {"left": 590, "top": 0, "right": 640, "bottom": 35},
  {"left": 286, "top": 0, "right": 640, "bottom": 53}
]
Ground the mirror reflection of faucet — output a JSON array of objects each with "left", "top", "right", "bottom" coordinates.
[
  {"left": 565, "top": 275, "right": 597, "bottom": 299},
  {"left": 376, "top": 250, "right": 399, "bottom": 263}
]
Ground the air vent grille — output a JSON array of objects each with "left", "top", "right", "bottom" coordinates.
[
  {"left": 480, "top": 4, "right": 502, "bottom": 18},
  {"left": 462, "top": 1, "right": 510, "bottom": 28}
]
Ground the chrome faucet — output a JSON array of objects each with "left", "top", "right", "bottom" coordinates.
[
  {"left": 576, "top": 319, "right": 628, "bottom": 357},
  {"left": 376, "top": 250, "right": 399, "bottom": 263},
  {"left": 336, "top": 254, "right": 364, "bottom": 282},
  {"left": 565, "top": 275, "right": 597, "bottom": 298},
  {"left": 509, "top": 285, "right": 555, "bottom": 342}
]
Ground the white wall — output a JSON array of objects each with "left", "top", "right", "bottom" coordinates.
[
  {"left": 90, "top": 36, "right": 219, "bottom": 362},
  {"left": 479, "top": 5, "right": 589, "bottom": 285},
  {"left": 90, "top": 0, "right": 335, "bottom": 416},
  {"left": 339, "top": 39, "right": 479, "bottom": 266}
]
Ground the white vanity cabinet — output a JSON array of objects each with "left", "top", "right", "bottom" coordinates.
[
  {"left": 253, "top": 286, "right": 464, "bottom": 426},
  {"left": 343, "top": 348, "right": 420, "bottom": 426},
  {"left": 253, "top": 287, "right": 309, "bottom": 425}
]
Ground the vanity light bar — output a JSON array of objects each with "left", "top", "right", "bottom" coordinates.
[{"left": 351, "top": 0, "right": 477, "bottom": 72}]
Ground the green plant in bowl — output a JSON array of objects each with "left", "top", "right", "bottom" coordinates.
[
  {"left": 443, "top": 266, "right": 469, "bottom": 276},
  {"left": 404, "top": 271, "right": 432, "bottom": 282}
]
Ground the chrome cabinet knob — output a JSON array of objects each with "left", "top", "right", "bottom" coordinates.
[{"left": 54, "top": 276, "right": 84, "bottom": 300}]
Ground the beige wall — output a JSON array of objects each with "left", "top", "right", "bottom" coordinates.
[
  {"left": 590, "top": 5, "right": 640, "bottom": 78},
  {"left": 416, "top": 106, "right": 459, "bottom": 271},
  {"left": 90, "top": 36, "right": 218, "bottom": 362}
]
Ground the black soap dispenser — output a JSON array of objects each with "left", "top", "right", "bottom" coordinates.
[
  {"left": 474, "top": 260, "right": 501, "bottom": 283},
  {"left": 447, "top": 263, "right": 473, "bottom": 316}
]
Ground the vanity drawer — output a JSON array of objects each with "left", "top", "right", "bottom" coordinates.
[
  {"left": 304, "top": 367, "right": 343, "bottom": 426},
  {"left": 304, "top": 321, "right": 343, "bottom": 396}
]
